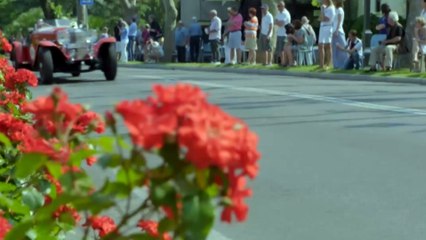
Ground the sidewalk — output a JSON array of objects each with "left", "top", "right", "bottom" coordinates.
[{"left": 120, "top": 63, "right": 426, "bottom": 85}]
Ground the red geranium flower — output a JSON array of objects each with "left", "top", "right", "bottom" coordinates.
[
  {"left": 0, "top": 36, "right": 12, "bottom": 53},
  {"left": 137, "top": 220, "right": 171, "bottom": 240},
  {"left": 23, "top": 87, "right": 104, "bottom": 137},
  {"left": 221, "top": 174, "right": 252, "bottom": 223},
  {"left": 84, "top": 216, "right": 117, "bottom": 237},
  {"left": 4, "top": 68, "right": 38, "bottom": 90},
  {"left": 0, "top": 213, "right": 12, "bottom": 239}
]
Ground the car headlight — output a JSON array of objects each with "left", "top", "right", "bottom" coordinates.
[{"left": 57, "top": 30, "right": 70, "bottom": 45}]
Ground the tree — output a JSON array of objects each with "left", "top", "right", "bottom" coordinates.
[
  {"left": 39, "top": 0, "right": 57, "bottom": 19},
  {"left": 161, "top": 0, "right": 178, "bottom": 62},
  {"left": 406, "top": 0, "right": 423, "bottom": 50},
  {"left": 121, "top": 0, "right": 138, "bottom": 21}
]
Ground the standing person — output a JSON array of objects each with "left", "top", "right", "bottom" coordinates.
[
  {"left": 149, "top": 15, "right": 163, "bottom": 41},
  {"left": 114, "top": 20, "right": 122, "bottom": 61},
  {"left": 288, "top": 20, "right": 309, "bottom": 66},
  {"left": 422, "top": 1, "right": 426, "bottom": 20},
  {"left": 376, "top": 4, "right": 391, "bottom": 34},
  {"left": 100, "top": 27, "right": 109, "bottom": 39},
  {"left": 337, "top": 30, "right": 363, "bottom": 70},
  {"left": 223, "top": 6, "right": 243, "bottom": 65},
  {"left": 275, "top": 1, "right": 291, "bottom": 66},
  {"left": 244, "top": 7, "right": 259, "bottom": 65},
  {"left": 260, "top": 3, "right": 274, "bottom": 66},
  {"left": 367, "top": 11, "right": 403, "bottom": 71},
  {"left": 302, "top": 16, "right": 317, "bottom": 43},
  {"left": 128, "top": 18, "right": 138, "bottom": 61},
  {"left": 188, "top": 17, "right": 203, "bottom": 62},
  {"left": 411, "top": 17, "right": 426, "bottom": 71},
  {"left": 208, "top": 10, "right": 222, "bottom": 64},
  {"left": 282, "top": 23, "right": 295, "bottom": 66},
  {"left": 120, "top": 20, "right": 129, "bottom": 63},
  {"left": 175, "top": 21, "right": 189, "bottom": 63},
  {"left": 332, "top": 0, "right": 346, "bottom": 69},
  {"left": 318, "top": 0, "right": 336, "bottom": 69}
]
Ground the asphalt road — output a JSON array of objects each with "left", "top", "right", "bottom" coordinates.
[{"left": 32, "top": 67, "right": 426, "bottom": 240}]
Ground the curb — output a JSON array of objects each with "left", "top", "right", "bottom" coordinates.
[{"left": 120, "top": 64, "right": 426, "bottom": 85}]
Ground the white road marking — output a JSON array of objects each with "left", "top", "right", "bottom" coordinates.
[{"left": 183, "top": 80, "right": 426, "bottom": 116}]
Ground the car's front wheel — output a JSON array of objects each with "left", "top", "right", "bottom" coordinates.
[
  {"left": 38, "top": 48, "right": 54, "bottom": 85},
  {"left": 101, "top": 44, "right": 117, "bottom": 81}
]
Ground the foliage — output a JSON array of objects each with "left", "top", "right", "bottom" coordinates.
[
  {"left": 4, "top": 8, "right": 44, "bottom": 37},
  {"left": 311, "top": 0, "right": 321, "bottom": 7},
  {"left": 0, "top": 33, "right": 261, "bottom": 240}
]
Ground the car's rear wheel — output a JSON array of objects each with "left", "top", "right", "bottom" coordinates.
[
  {"left": 101, "top": 44, "right": 117, "bottom": 81},
  {"left": 71, "top": 72, "right": 81, "bottom": 77},
  {"left": 38, "top": 48, "right": 54, "bottom": 85}
]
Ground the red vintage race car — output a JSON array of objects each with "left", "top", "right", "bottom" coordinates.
[{"left": 11, "top": 19, "right": 117, "bottom": 84}]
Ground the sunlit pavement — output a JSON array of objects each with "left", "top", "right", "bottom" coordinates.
[{"left": 32, "top": 67, "right": 426, "bottom": 240}]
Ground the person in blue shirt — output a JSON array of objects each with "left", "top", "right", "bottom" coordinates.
[
  {"left": 128, "top": 18, "right": 138, "bottom": 61},
  {"left": 175, "top": 21, "right": 189, "bottom": 62},
  {"left": 120, "top": 20, "right": 129, "bottom": 63},
  {"left": 188, "top": 17, "right": 203, "bottom": 62},
  {"left": 376, "top": 4, "right": 391, "bottom": 35}
]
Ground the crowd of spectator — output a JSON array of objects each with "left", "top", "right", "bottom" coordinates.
[{"left": 108, "top": 0, "right": 426, "bottom": 73}]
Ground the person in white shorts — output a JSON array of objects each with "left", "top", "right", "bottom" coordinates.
[{"left": 318, "top": 0, "right": 336, "bottom": 69}]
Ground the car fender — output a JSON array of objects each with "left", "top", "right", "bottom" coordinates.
[
  {"left": 12, "top": 41, "right": 24, "bottom": 64},
  {"left": 34, "top": 40, "right": 67, "bottom": 67},
  {"left": 94, "top": 37, "right": 116, "bottom": 58}
]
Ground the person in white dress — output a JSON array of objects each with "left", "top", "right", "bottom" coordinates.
[
  {"left": 332, "top": 0, "right": 346, "bottom": 69},
  {"left": 318, "top": 0, "right": 336, "bottom": 69}
]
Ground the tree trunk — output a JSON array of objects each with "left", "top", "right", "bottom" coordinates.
[
  {"left": 161, "top": 0, "right": 178, "bottom": 62},
  {"left": 406, "top": 0, "right": 423, "bottom": 50},
  {"left": 39, "top": 0, "right": 57, "bottom": 19}
]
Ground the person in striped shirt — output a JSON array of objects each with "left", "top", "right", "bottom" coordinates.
[{"left": 244, "top": 7, "right": 259, "bottom": 65}]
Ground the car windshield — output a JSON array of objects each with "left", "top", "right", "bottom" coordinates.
[{"left": 44, "top": 19, "right": 72, "bottom": 27}]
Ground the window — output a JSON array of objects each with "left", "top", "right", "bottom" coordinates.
[{"left": 375, "top": 0, "right": 381, "bottom": 12}]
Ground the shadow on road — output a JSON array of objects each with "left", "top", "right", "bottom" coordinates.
[{"left": 45, "top": 77, "right": 107, "bottom": 85}]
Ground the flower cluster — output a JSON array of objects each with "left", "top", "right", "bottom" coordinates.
[
  {"left": 116, "top": 84, "right": 260, "bottom": 223},
  {"left": 84, "top": 216, "right": 117, "bottom": 237},
  {"left": 0, "top": 35, "right": 261, "bottom": 239},
  {"left": 0, "top": 32, "right": 12, "bottom": 53},
  {"left": 137, "top": 220, "right": 171, "bottom": 240},
  {"left": 0, "top": 213, "right": 11, "bottom": 239}
]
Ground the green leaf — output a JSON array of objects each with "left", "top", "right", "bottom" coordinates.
[
  {"left": 15, "top": 153, "right": 47, "bottom": 179},
  {"left": 130, "top": 148, "right": 146, "bottom": 168},
  {"left": 100, "top": 181, "right": 132, "bottom": 198},
  {"left": 22, "top": 187, "right": 44, "bottom": 211},
  {"left": 89, "top": 136, "right": 115, "bottom": 152},
  {"left": 0, "top": 182, "right": 16, "bottom": 193},
  {"left": 115, "top": 234, "right": 157, "bottom": 240},
  {"left": 71, "top": 193, "right": 115, "bottom": 215},
  {"left": 0, "top": 133, "right": 12, "bottom": 148},
  {"left": 98, "top": 153, "right": 122, "bottom": 169},
  {"left": 0, "top": 194, "right": 30, "bottom": 215},
  {"left": 151, "top": 181, "right": 176, "bottom": 206},
  {"left": 182, "top": 192, "right": 215, "bottom": 240},
  {"left": 116, "top": 167, "right": 142, "bottom": 186},
  {"left": 45, "top": 162, "right": 62, "bottom": 179},
  {"left": 70, "top": 148, "right": 97, "bottom": 166},
  {"left": 158, "top": 218, "right": 176, "bottom": 233},
  {"left": 5, "top": 220, "right": 33, "bottom": 240}
]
